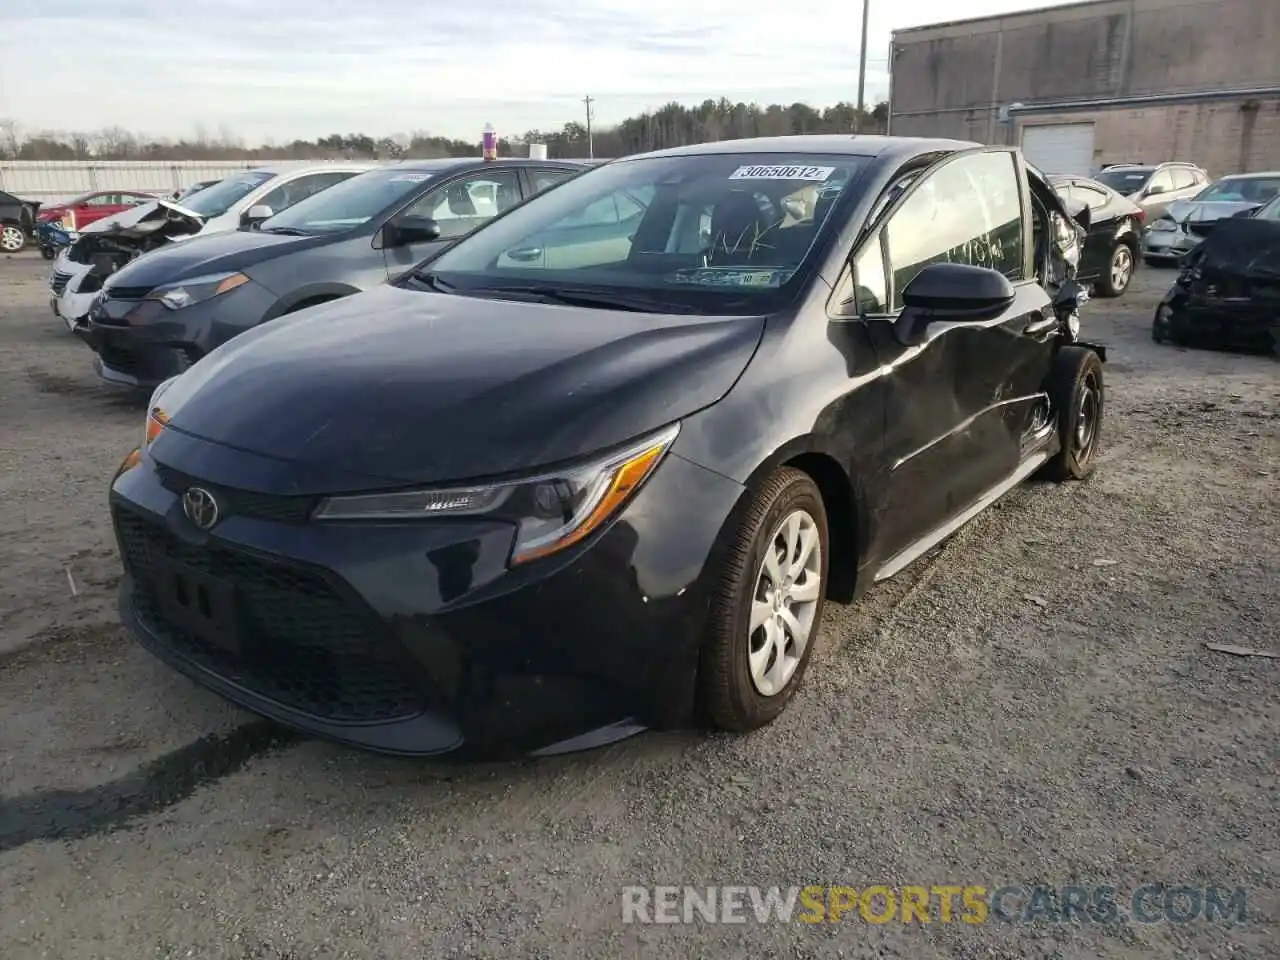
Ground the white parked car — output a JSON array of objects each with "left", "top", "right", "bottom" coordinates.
[{"left": 49, "top": 162, "right": 378, "bottom": 330}]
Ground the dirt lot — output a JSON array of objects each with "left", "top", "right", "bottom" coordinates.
[{"left": 0, "top": 248, "right": 1276, "bottom": 959}]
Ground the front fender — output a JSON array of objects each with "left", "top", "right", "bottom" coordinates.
[
  {"left": 263, "top": 282, "right": 362, "bottom": 321},
  {"left": 1074, "top": 340, "right": 1108, "bottom": 362}
]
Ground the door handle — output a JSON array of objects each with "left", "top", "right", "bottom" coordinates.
[{"left": 506, "top": 247, "right": 543, "bottom": 262}]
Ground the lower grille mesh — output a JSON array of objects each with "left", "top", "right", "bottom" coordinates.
[{"left": 116, "top": 508, "right": 422, "bottom": 723}]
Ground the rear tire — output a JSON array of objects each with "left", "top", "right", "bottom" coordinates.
[
  {"left": 1097, "top": 242, "right": 1134, "bottom": 297},
  {"left": 700, "top": 467, "right": 829, "bottom": 732},
  {"left": 1044, "top": 347, "right": 1103, "bottom": 482}
]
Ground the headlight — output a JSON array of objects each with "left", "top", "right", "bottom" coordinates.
[
  {"left": 1149, "top": 218, "right": 1176, "bottom": 232},
  {"left": 143, "top": 376, "right": 180, "bottom": 449},
  {"left": 144, "top": 271, "right": 249, "bottom": 311},
  {"left": 314, "top": 423, "right": 681, "bottom": 565}
]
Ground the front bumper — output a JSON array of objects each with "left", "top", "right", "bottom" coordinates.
[
  {"left": 1154, "top": 284, "right": 1280, "bottom": 351},
  {"left": 81, "top": 280, "right": 278, "bottom": 389},
  {"left": 108, "top": 437, "right": 745, "bottom": 758}
]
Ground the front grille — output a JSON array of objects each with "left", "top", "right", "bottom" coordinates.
[
  {"left": 153, "top": 462, "right": 319, "bottom": 523},
  {"left": 50, "top": 270, "right": 72, "bottom": 295},
  {"left": 116, "top": 509, "right": 423, "bottom": 722},
  {"left": 99, "top": 344, "right": 143, "bottom": 375}
]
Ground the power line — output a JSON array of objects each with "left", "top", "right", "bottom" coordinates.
[{"left": 583, "top": 95, "right": 595, "bottom": 159}]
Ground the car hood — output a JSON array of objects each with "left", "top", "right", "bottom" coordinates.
[
  {"left": 82, "top": 200, "right": 205, "bottom": 240},
  {"left": 1166, "top": 199, "right": 1259, "bottom": 223},
  {"left": 106, "top": 228, "right": 325, "bottom": 289},
  {"left": 156, "top": 284, "right": 766, "bottom": 491}
]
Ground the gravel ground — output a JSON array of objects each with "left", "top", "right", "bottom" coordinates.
[{"left": 0, "top": 248, "right": 1276, "bottom": 960}]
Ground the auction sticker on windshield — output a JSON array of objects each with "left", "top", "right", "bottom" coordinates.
[
  {"left": 389, "top": 174, "right": 431, "bottom": 182},
  {"left": 730, "top": 165, "right": 835, "bottom": 181}
]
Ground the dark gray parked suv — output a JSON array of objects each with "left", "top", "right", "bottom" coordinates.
[{"left": 80, "top": 158, "right": 591, "bottom": 388}]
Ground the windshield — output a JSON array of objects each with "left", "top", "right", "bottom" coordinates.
[
  {"left": 1096, "top": 168, "right": 1152, "bottom": 193},
  {"left": 179, "top": 171, "right": 275, "bottom": 217},
  {"left": 1193, "top": 177, "right": 1280, "bottom": 205},
  {"left": 260, "top": 169, "right": 436, "bottom": 234},
  {"left": 423, "top": 152, "right": 865, "bottom": 313},
  {"left": 1254, "top": 194, "right": 1280, "bottom": 221}
]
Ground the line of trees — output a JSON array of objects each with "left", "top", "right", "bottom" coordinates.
[{"left": 0, "top": 98, "right": 889, "bottom": 163}]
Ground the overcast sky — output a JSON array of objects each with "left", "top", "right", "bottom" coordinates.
[{"left": 1, "top": 0, "right": 1070, "bottom": 143}]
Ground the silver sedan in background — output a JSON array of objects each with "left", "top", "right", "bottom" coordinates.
[{"left": 1142, "top": 171, "right": 1280, "bottom": 265}]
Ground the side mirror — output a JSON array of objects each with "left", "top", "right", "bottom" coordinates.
[
  {"left": 1230, "top": 207, "right": 1256, "bottom": 219},
  {"left": 242, "top": 204, "right": 274, "bottom": 229},
  {"left": 1145, "top": 184, "right": 1166, "bottom": 197},
  {"left": 383, "top": 216, "right": 441, "bottom": 247},
  {"left": 893, "top": 262, "right": 1016, "bottom": 347}
]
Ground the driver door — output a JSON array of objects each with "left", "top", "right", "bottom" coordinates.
[
  {"left": 383, "top": 170, "right": 522, "bottom": 275},
  {"left": 858, "top": 149, "right": 1052, "bottom": 561}
]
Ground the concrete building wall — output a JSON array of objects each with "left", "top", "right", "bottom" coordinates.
[{"left": 888, "top": 0, "right": 1280, "bottom": 172}]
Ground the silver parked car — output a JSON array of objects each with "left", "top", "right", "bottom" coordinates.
[
  {"left": 1142, "top": 171, "right": 1280, "bottom": 265},
  {"left": 1094, "top": 162, "right": 1209, "bottom": 221}
]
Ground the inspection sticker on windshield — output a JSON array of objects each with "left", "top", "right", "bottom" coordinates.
[{"left": 729, "top": 165, "right": 835, "bottom": 181}]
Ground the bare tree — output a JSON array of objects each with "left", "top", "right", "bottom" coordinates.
[{"left": 0, "top": 118, "right": 20, "bottom": 159}]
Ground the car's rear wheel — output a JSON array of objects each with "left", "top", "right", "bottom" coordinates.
[
  {"left": 1097, "top": 242, "right": 1134, "bottom": 297},
  {"left": 701, "top": 467, "right": 829, "bottom": 732},
  {"left": 1, "top": 223, "right": 26, "bottom": 253},
  {"left": 1044, "top": 346, "right": 1103, "bottom": 482}
]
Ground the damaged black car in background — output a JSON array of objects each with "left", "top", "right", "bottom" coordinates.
[{"left": 1153, "top": 192, "right": 1280, "bottom": 355}]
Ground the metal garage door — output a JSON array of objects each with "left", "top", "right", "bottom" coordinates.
[{"left": 1020, "top": 123, "right": 1096, "bottom": 177}]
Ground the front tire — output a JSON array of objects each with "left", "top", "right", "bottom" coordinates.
[
  {"left": 0, "top": 223, "right": 27, "bottom": 253},
  {"left": 1044, "top": 346, "right": 1103, "bottom": 482},
  {"left": 701, "top": 467, "right": 829, "bottom": 732},
  {"left": 1097, "top": 242, "right": 1134, "bottom": 297}
]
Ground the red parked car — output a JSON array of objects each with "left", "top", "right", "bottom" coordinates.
[{"left": 36, "top": 190, "right": 158, "bottom": 232}]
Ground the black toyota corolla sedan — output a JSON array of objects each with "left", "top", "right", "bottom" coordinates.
[{"left": 109, "top": 136, "right": 1104, "bottom": 758}]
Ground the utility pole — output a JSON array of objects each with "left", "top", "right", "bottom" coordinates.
[
  {"left": 583, "top": 95, "right": 595, "bottom": 159},
  {"left": 854, "top": 0, "right": 870, "bottom": 133}
]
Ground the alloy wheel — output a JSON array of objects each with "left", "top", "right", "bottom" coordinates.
[
  {"left": 1110, "top": 245, "right": 1133, "bottom": 292},
  {"left": 748, "top": 509, "right": 822, "bottom": 697},
  {"left": 1075, "top": 372, "right": 1100, "bottom": 465},
  {"left": 0, "top": 225, "right": 25, "bottom": 252}
]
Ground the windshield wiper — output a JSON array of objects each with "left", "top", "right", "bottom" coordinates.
[
  {"left": 407, "top": 271, "right": 456, "bottom": 293},
  {"left": 480, "top": 286, "right": 693, "bottom": 314},
  {"left": 258, "top": 226, "right": 311, "bottom": 236}
]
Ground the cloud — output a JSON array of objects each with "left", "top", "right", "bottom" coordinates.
[{"left": 0, "top": 0, "right": 1064, "bottom": 141}]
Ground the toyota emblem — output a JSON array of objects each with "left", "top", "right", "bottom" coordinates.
[{"left": 182, "top": 486, "right": 220, "bottom": 531}]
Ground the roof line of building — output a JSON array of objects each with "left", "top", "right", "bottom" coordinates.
[{"left": 891, "top": 0, "right": 1115, "bottom": 37}]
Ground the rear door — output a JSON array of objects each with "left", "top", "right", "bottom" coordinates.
[
  {"left": 863, "top": 148, "right": 1051, "bottom": 555},
  {"left": 382, "top": 169, "right": 523, "bottom": 274},
  {"left": 1072, "top": 181, "right": 1119, "bottom": 279}
]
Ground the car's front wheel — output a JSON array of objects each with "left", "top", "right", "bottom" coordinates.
[
  {"left": 1044, "top": 346, "right": 1103, "bottom": 482},
  {"left": 1097, "top": 242, "right": 1134, "bottom": 297},
  {"left": 701, "top": 467, "right": 829, "bottom": 732},
  {"left": 0, "top": 222, "right": 27, "bottom": 253}
]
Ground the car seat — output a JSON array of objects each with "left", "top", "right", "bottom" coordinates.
[
  {"left": 447, "top": 185, "right": 478, "bottom": 217},
  {"left": 496, "top": 182, "right": 520, "bottom": 212},
  {"left": 707, "top": 190, "right": 781, "bottom": 265}
]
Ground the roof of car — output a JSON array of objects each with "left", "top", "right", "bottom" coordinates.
[
  {"left": 1221, "top": 170, "right": 1280, "bottom": 179},
  {"left": 389, "top": 157, "right": 587, "bottom": 173},
  {"left": 629, "top": 135, "right": 982, "bottom": 162},
  {"left": 247, "top": 161, "right": 381, "bottom": 175}
]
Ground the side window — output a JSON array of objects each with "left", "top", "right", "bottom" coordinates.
[
  {"left": 1170, "top": 168, "right": 1195, "bottom": 190},
  {"left": 851, "top": 232, "right": 888, "bottom": 314},
  {"left": 883, "top": 151, "right": 1025, "bottom": 309},
  {"left": 86, "top": 193, "right": 116, "bottom": 206},
  {"left": 258, "top": 172, "right": 353, "bottom": 214},
  {"left": 1077, "top": 184, "right": 1109, "bottom": 209},
  {"left": 529, "top": 169, "right": 575, "bottom": 195},
  {"left": 404, "top": 171, "right": 522, "bottom": 240},
  {"left": 1147, "top": 170, "right": 1174, "bottom": 194}
]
